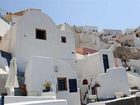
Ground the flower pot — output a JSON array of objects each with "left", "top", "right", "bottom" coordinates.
[{"left": 43, "top": 87, "right": 51, "bottom": 92}]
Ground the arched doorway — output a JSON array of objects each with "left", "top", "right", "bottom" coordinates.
[
  {"left": 92, "top": 83, "right": 100, "bottom": 95},
  {"left": 83, "top": 79, "right": 88, "bottom": 85}
]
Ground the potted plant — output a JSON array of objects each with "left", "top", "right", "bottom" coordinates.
[{"left": 42, "top": 81, "right": 51, "bottom": 92}]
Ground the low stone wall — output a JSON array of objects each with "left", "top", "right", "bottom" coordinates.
[
  {"left": 4, "top": 96, "right": 68, "bottom": 105},
  {"left": 136, "top": 97, "right": 140, "bottom": 105},
  {"left": 106, "top": 97, "right": 136, "bottom": 105},
  {"left": 106, "top": 96, "right": 140, "bottom": 105}
]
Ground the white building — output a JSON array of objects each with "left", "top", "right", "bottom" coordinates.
[
  {"left": 68, "top": 50, "right": 116, "bottom": 103},
  {"left": 82, "top": 26, "right": 98, "bottom": 33},
  {"left": 25, "top": 56, "right": 80, "bottom": 105},
  {"left": 0, "top": 9, "right": 80, "bottom": 105},
  {"left": 102, "top": 29, "right": 122, "bottom": 36},
  {"left": 100, "top": 29, "right": 122, "bottom": 42},
  {"left": 124, "top": 28, "right": 135, "bottom": 35},
  {"left": 0, "top": 8, "right": 134, "bottom": 105},
  {"left": 0, "top": 9, "right": 76, "bottom": 72},
  {"left": 96, "top": 67, "right": 130, "bottom": 99}
]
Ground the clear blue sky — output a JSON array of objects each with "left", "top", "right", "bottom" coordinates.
[{"left": 0, "top": 0, "right": 140, "bottom": 30}]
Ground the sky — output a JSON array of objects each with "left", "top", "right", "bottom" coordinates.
[{"left": 0, "top": 0, "right": 140, "bottom": 30}]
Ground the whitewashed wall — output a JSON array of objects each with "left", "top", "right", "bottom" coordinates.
[
  {"left": 5, "top": 96, "right": 68, "bottom": 105},
  {"left": 96, "top": 67, "right": 130, "bottom": 99},
  {"left": 67, "top": 50, "right": 115, "bottom": 103},
  {"left": 0, "top": 18, "right": 11, "bottom": 51},
  {"left": 25, "top": 56, "right": 80, "bottom": 105},
  {"left": 0, "top": 18, "right": 10, "bottom": 37},
  {"left": 127, "top": 72, "right": 140, "bottom": 89},
  {"left": 0, "top": 15, "right": 20, "bottom": 53},
  {"left": 127, "top": 59, "right": 140, "bottom": 89},
  {"left": 5, "top": 10, "right": 76, "bottom": 72},
  {"left": 88, "top": 103, "right": 105, "bottom": 105},
  {"left": 69, "top": 50, "right": 115, "bottom": 78}
]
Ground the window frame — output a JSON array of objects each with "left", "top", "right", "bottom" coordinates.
[{"left": 57, "top": 77, "right": 67, "bottom": 91}]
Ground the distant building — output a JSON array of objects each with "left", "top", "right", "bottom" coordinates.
[
  {"left": 102, "top": 29, "right": 122, "bottom": 36},
  {"left": 100, "top": 29, "right": 122, "bottom": 42},
  {"left": 134, "top": 27, "right": 140, "bottom": 47}
]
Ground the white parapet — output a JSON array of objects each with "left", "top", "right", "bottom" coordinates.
[{"left": 5, "top": 96, "right": 67, "bottom": 105}]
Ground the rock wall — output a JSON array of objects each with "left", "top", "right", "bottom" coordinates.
[{"left": 114, "top": 47, "right": 140, "bottom": 60}]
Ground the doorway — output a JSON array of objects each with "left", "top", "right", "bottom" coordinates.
[{"left": 103, "top": 54, "right": 109, "bottom": 73}]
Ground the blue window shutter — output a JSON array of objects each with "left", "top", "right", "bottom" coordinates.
[{"left": 69, "top": 79, "right": 77, "bottom": 93}]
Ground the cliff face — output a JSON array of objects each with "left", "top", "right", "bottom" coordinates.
[{"left": 114, "top": 47, "right": 140, "bottom": 60}]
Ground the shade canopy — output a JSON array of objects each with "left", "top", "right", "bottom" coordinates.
[{"left": 5, "top": 57, "right": 19, "bottom": 95}]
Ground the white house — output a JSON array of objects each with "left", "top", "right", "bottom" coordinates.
[
  {"left": 69, "top": 50, "right": 115, "bottom": 78},
  {"left": 57, "top": 24, "right": 100, "bottom": 51},
  {"left": 100, "top": 29, "right": 122, "bottom": 42},
  {"left": 101, "top": 29, "right": 122, "bottom": 36},
  {"left": 0, "top": 9, "right": 80, "bottom": 105},
  {"left": 0, "top": 9, "right": 76, "bottom": 72},
  {"left": 68, "top": 50, "right": 116, "bottom": 104},
  {"left": 95, "top": 67, "right": 130, "bottom": 99},
  {"left": 82, "top": 26, "right": 98, "bottom": 33},
  {"left": 0, "top": 8, "right": 135, "bottom": 105},
  {"left": 124, "top": 28, "right": 135, "bottom": 35},
  {"left": 25, "top": 56, "right": 80, "bottom": 105}
]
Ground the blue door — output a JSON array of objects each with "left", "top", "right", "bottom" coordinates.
[
  {"left": 69, "top": 79, "right": 77, "bottom": 93},
  {"left": 103, "top": 54, "right": 109, "bottom": 73}
]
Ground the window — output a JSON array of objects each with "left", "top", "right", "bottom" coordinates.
[
  {"left": 57, "top": 77, "right": 67, "bottom": 91},
  {"left": 36, "top": 29, "right": 46, "bottom": 40},
  {"left": 69, "top": 79, "right": 77, "bottom": 93},
  {"left": 83, "top": 79, "right": 88, "bottom": 85},
  {"left": 92, "top": 83, "right": 100, "bottom": 95},
  {"left": 61, "top": 36, "right": 67, "bottom": 43}
]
